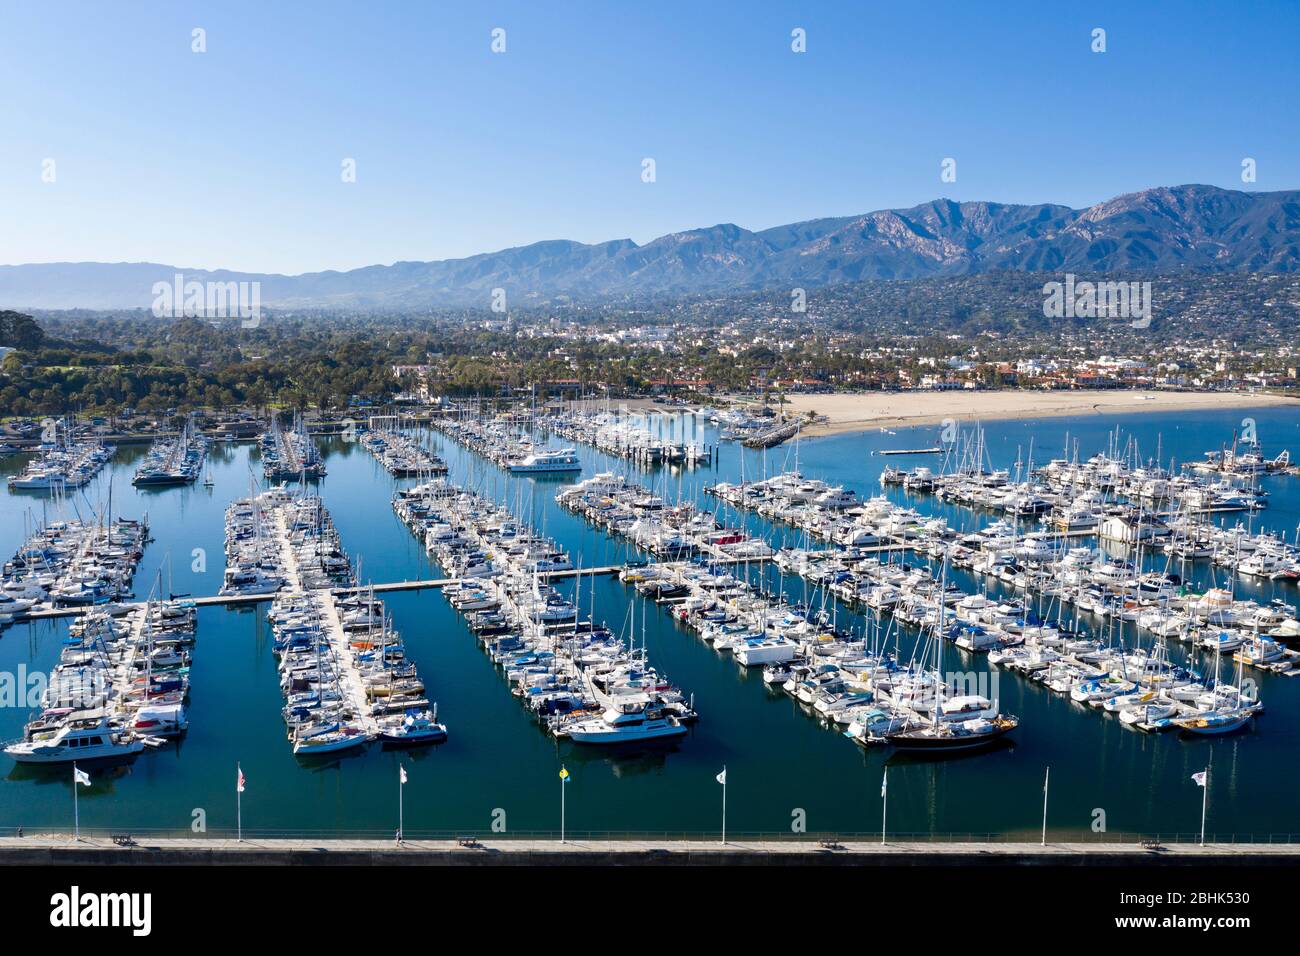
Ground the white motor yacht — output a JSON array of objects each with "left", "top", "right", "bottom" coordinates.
[
  {"left": 564, "top": 698, "right": 687, "bottom": 744},
  {"left": 4, "top": 710, "right": 146, "bottom": 764}
]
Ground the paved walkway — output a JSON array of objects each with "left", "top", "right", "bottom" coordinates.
[{"left": 1, "top": 836, "right": 1293, "bottom": 865}]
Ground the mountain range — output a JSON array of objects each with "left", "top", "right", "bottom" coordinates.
[{"left": 4, "top": 184, "right": 1298, "bottom": 311}]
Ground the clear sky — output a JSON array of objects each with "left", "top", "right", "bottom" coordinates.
[{"left": 1, "top": 0, "right": 1296, "bottom": 275}]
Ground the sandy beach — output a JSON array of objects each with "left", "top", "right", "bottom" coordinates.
[{"left": 734, "top": 390, "right": 1296, "bottom": 439}]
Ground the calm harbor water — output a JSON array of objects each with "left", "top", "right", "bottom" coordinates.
[{"left": 2, "top": 404, "right": 1299, "bottom": 840}]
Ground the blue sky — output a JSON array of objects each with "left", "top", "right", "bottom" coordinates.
[{"left": 1, "top": 0, "right": 1296, "bottom": 274}]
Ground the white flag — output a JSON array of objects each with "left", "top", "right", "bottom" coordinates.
[
  {"left": 73, "top": 767, "right": 91, "bottom": 787},
  {"left": 1192, "top": 771, "right": 1207, "bottom": 787},
  {"left": 881, "top": 772, "right": 888, "bottom": 797},
  {"left": 716, "top": 768, "right": 726, "bottom": 785},
  {"left": 400, "top": 766, "right": 408, "bottom": 784}
]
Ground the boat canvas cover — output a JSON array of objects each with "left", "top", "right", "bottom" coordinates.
[{"left": 135, "top": 703, "right": 185, "bottom": 724}]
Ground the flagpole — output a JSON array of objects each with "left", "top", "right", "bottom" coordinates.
[
  {"left": 1041, "top": 766, "right": 1050, "bottom": 846},
  {"left": 560, "top": 770, "right": 566, "bottom": 844},
  {"left": 398, "top": 766, "right": 404, "bottom": 844},
  {"left": 721, "top": 767, "right": 727, "bottom": 846},
  {"left": 236, "top": 762, "right": 242, "bottom": 843},
  {"left": 72, "top": 762, "right": 80, "bottom": 841},
  {"left": 1200, "top": 765, "right": 1209, "bottom": 846},
  {"left": 880, "top": 769, "right": 887, "bottom": 845}
]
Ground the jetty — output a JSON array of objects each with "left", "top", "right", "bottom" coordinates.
[{"left": 742, "top": 419, "right": 800, "bottom": 449}]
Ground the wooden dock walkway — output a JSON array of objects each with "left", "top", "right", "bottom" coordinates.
[{"left": 18, "top": 565, "right": 633, "bottom": 621}]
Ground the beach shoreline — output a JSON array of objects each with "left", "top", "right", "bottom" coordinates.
[{"left": 728, "top": 390, "right": 1296, "bottom": 439}]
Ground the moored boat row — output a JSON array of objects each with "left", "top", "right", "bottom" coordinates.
[
  {"left": 2, "top": 514, "right": 150, "bottom": 622},
  {"left": 541, "top": 409, "right": 714, "bottom": 467},
  {"left": 7, "top": 439, "right": 115, "bottom": 491},
  {"left": 132, "top": 421, "right": 210, "bottom": 487},
  {"left": 394, "top": 478, "right": 696, "bottom": 743},
  {"left": 3, "top": 599, "right": 197, "bottom": 766},
  {"left": 430, "top": 414, "right": 581, "bottom": 474},
  {"left": 260, "top": 417, "right": 325, "bottom": 481},
  {"left": 359, "top": 427, "right": 447, "bottom": 477},
  {"left": 258, "top": 491, "right": 445, "bottom": 755}
]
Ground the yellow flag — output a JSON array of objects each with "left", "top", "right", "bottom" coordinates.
[{"left": 559, "top": 767, "right": 569, "bottom": 781}]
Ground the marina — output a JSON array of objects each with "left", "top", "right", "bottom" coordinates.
[
  {"left": 393, "top": 478, "right": 696, "bottom": 740},
  {"left": 3, "top": 513, "right": 150, "bottom": 618},
  {"left": 556, "top": 471, "right": 1020, "bottom": 748},
  {"left": 8, "top": 0, "right": 1300, "bottom": 911},
  {"left": 7, "top": 437, "right": 115, "bottom": 492},
  {"left": 1, "top": 405, "right": 1299, "bottom": 840},
  {"left": 542, "top": 409, "right": 716, "bottom": 467},
  {"left": 3, "top": 597, "right": 198, "bottom": 765},
  {"left": 260, "top": 418, "right": 326, "bottom": 481},
  {"left": 132, "top": 422, "right": 210, "bottom": 487},
  {"left": 359, "top": 424, "right": 448, "bottom": 477},
  {"left": 244, "top": 490, "right": 444, "bottom": 755}
]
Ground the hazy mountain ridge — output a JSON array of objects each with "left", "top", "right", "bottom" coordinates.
[{"left": 4, "top": 185, "right": 1298, "bottom": 310}]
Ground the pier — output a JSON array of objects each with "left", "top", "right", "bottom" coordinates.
[
  {"left": 268, "top": 505, "right": 379, "bottom": 736},
  {"left": 20, "top": 566, "right": 633, "bottom": 621}
]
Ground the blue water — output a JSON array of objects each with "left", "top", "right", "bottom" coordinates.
[{"left": 0, "top": 404, "right": 1297, "bottom": 840}]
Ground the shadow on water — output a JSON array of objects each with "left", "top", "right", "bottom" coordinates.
[
  {"left": 8, "top": 755, "right": 140, "bottom": 783},
  {"left": 882, "top": 737, "right": 1018, "bottom": 767},
  {"left": 292, "top": 747, "right": 371, "bottom": 772},
  {"left": 381, "top": 740, "right": 446, "bottom": 759},
  {"left": 559, "top": 739, "right": 682, "bottom": 776}
]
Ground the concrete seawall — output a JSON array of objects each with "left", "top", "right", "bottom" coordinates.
[{"left": 3, "top": 837, "right": 1297, "bottom": 866}]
